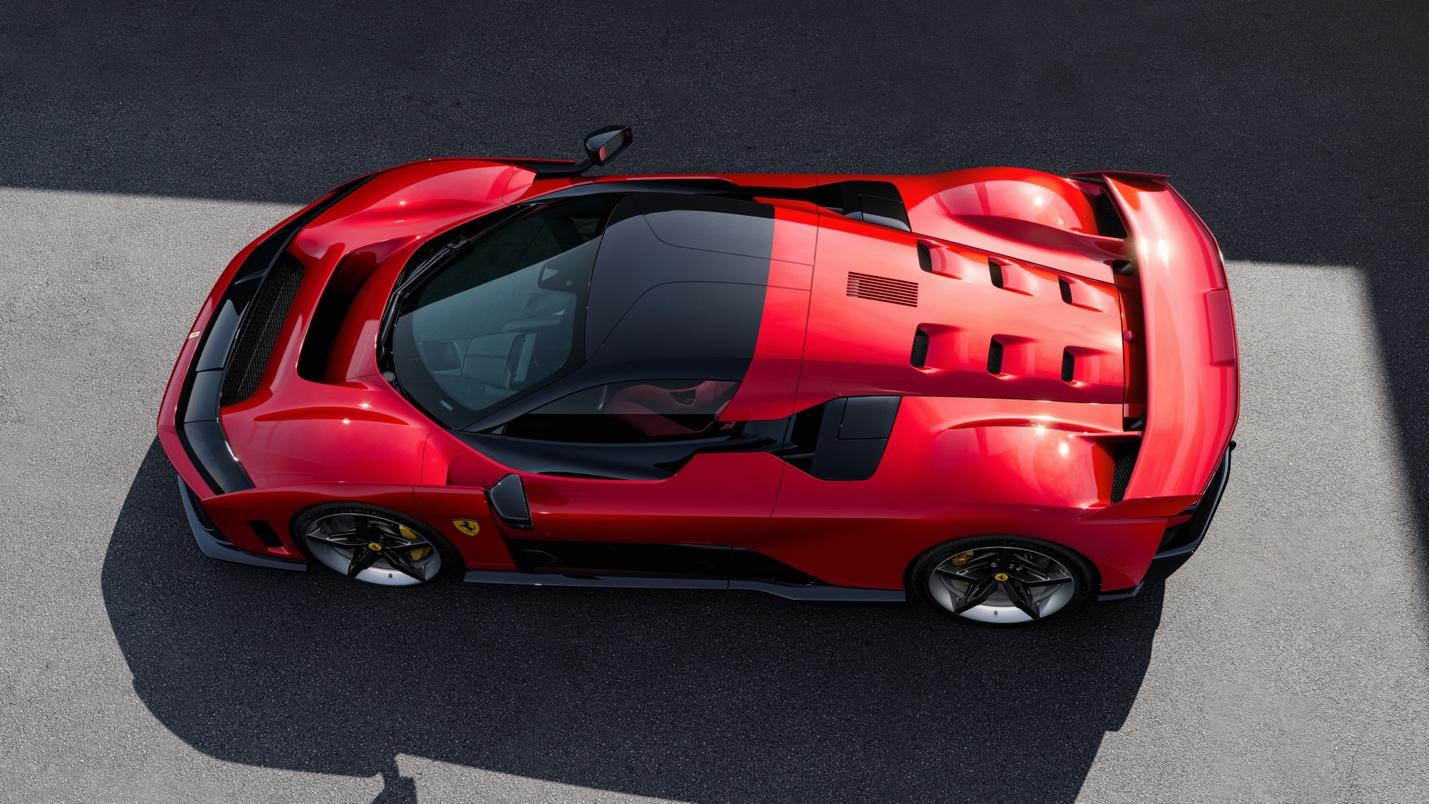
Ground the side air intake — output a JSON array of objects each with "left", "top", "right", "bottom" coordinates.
[{"left": 847, "top": 272, "right": 918, "bottom": 307}]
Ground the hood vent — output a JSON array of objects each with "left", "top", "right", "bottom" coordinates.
[
  {"left": 220, "top": 256, "right": 303, "bottom": 405},
  {"left": 847, "top": 272, "right": 918, "bottom": 307}
]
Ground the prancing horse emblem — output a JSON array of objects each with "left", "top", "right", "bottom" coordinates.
[{"left": 452, "top": 519, "right": 481, "bottom": 536}]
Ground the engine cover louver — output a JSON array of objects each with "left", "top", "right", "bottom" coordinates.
[{"left": 846, "top": 271, "right": 918, "bottom": 307}]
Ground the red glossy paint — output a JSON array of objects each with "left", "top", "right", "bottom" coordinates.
[{"left": 158, "top": 156, "right": 1238, "bottom": 595}]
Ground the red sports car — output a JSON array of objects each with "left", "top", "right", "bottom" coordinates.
[{"left": 158, "top": 126, "right": 1237, "bottom": 625}]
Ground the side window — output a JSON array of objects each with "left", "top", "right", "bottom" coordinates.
[{"left": 501, "top": 380, "right": 741, "bottom": 443}]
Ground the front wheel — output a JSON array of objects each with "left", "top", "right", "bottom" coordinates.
[
  {"left": 909, "top": 536, "right": 1095, "bottom": 625},
  {"left": 296, "top": 504, "right": 460, "bottom": 587}
]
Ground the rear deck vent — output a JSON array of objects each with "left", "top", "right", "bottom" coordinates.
[
  {"left": 987, "top": 337, "right": 1004, "bottom": 374},
  {"left": 916, "top": 242, "right": 933, "bottom": 272},
  {"left": 221, "top": 256, "right": 304, "bottom": 405},
  {"left": 910, "top": 328, "right": 930, "bottom": 368},
  {"left": 1110, "top": 441, "right": 1141, "bottom": 503},
  {"left": 1059, "top": 276, "right": 1073, "bottom": 304},
  {"left": 989, "top": 260, "right": 1005, "bottom": 288},
  {"left": 248, "top": 520, "right": 284, "bottom": 549},
  {"left": 1061, "top": 349, "right": 1075, "bottom": 381},
  {"left": 847, "top": 272, "right": 918, "bottom": 307}
]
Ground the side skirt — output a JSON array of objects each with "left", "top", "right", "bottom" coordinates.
[{"left": 463, "top": 570, "right": 906, "bottom": 603}]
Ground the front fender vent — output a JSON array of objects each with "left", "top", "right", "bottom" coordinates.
[{"left": 847, "top": 272, "right": 918, "bottom": 307}]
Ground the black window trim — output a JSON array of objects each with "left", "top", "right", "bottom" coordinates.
[{"left": 489, "top": 377, "right": 743, "bottom": 445}]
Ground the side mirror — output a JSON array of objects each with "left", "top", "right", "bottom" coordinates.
[
  {"left": 488, "top": 474, "right": 533, "bottom": 530},
  {"left": 582, "top": 125, "right": 632, "bottom": 166},
  {"left": 528, "top": 125, "right": 635, "bottom": 177}
]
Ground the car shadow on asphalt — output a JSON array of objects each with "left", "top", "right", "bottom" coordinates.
[{"left": 104, "top": 441, "right": 1164, "bottom": 803}]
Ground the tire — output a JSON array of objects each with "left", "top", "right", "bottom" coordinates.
[
  {"left": 293, "top": 503, "right": 463, "bottom": 587},
  {"left": 908, "top": 535, "right": 1097, "bottom": 625}
]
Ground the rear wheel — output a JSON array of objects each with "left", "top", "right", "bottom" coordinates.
[
  {"left": 909, "top": 536, "right": 1095, "bottom": 625},
  {"left": 296, "top": 504, "right": 459, "bottom": 587}
]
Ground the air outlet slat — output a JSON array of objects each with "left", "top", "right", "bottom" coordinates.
[{"left": 847, "top": 272, "right": 918, "bottom": 307}]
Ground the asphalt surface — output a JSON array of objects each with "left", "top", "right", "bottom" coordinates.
[{"left": 2, "top": 2, "right": 1428, "bottom": 802}]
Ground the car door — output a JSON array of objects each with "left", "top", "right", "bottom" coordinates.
[{"left": 462, "top": 378, "right": 790, "bottom": 578}]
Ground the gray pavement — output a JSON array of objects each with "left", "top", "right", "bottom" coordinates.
[{"left": 2, "top": 2, "right": 1428, "bottom": 802}]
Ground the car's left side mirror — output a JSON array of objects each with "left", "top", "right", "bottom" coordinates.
[{"left": 582, "top": 125, "right": 632, "bottom": 166}]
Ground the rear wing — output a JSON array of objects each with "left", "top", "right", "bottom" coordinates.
[{"left": 1096, "top": 174, "right": 1239, "bottom": 503}]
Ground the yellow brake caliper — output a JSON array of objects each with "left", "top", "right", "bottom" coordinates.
[{"left": 398, "top": 524, "right": 432, "bottom": 561}]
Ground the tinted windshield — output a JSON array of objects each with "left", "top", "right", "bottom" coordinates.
[{"left": 389, "top": 196, "right": 617, "bottom": 428}]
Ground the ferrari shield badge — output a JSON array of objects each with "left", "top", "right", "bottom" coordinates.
[{"left": 452, "top": 519, "right": 481, "bottom": 536}]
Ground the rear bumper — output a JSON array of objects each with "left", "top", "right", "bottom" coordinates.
[
  {"left": 1144, "top": 442, "right": 1233, "bottom": 581},
  {"left": 176, "top": 476, "right": 306, "bottom": 571},
  {"left": 1097, "top": 443, "right": 1233, "bottom": 601}
]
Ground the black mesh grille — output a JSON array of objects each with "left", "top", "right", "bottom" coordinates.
[
  {"left": 220, "top": 257, "right": 303, "bottom": 405},
  {"left": 1110, "top": 440, "right": 1141, "bottom": 503}
]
